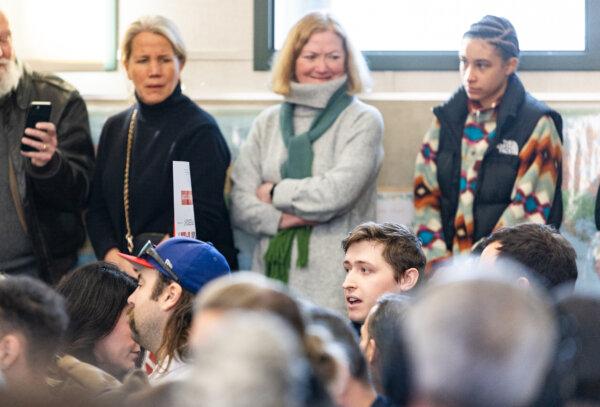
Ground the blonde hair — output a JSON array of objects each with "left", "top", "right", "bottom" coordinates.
[
  {"left": 195, "top": 273, "right": 347, "bottom": 396},
  {"left": 271, "top": 11, "right": 370, "bottom": 96},
  {"left": 121, "top": 15, "right": 187, "bottom": 66},
  {"left": 195, "top": 273, "right": 305, "bottom": 335}
]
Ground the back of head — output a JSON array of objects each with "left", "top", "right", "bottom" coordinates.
[
  {"left": 195, "top": 273, "right": 338, "bottom": 406},
  {"left": 0, "top": 275, "right": 68, "bottom": 372},
  {"left": 556, "top": 294, "right": 600, "bottom": 403},
  {"left": 195, "top": 272, "right": 305, "bottom": 336},
  {"left": 271, "top": 10, "right": 370, "bottom": 95},
  {"left": 368, "top": 293, "right": 411, "bottom": 352},
  {"left": 368, "top": 293, "right": 412, "bottom": 403},
  {"left": 55, "top": 262, "right": 136, "bottom": 365},
  {"left": 480, "top": 223, "right": 578, "bottom": 289},
  {"left": 463, "top": 15, "right": 520, "bottom": 61},
  {"left": 305, "top": 305, "right": 369, "bottom": 386},
  {"left": 342, "top": 222, "right": 426, "bottom": 281},
  {"left": 405, "top": 259, "right": 557, "bottom": 407},
  {"left": 179, "top": 311, "right": 309, "bottom": 407}
]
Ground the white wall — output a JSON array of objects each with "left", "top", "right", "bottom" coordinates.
[{"left": 49, "top": 0, "right": 600, "bottom": 103}]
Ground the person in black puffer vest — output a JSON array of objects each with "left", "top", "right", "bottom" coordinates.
[{"left": 413, "top": 15, "right": 563, "bottom": 272}]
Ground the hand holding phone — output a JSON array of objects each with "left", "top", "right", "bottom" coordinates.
[{"left": 21, "top": 101, "right": 52, "bottom": 152}]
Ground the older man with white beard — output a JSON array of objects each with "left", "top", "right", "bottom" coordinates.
[{"left": 0, "top": 11, "right": 94, "bottom": 283}]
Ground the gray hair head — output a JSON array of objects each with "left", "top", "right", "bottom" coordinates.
[
  {"left": 178, "top": 310, "right": 310, "bottom": 407},
  {"left": 405, "top": 256, "right": 557, "bottom": 407}
]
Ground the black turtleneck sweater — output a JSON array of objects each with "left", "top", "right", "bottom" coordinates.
[{"left": 86, "top": 84, "right": 237, "bottom": 268}]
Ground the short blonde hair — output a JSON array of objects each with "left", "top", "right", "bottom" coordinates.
[
  {"left": 195, "top": 273, "right": 305, "bottom": 335},
  {"left": 271, "top": 11, "right": 371, "bottom": 96},
  {"left": 121, "top": 15, "right": 187, "bottom": 66},
  {"left": 195, "top": 273, "right": 347, "bottom": 394}
]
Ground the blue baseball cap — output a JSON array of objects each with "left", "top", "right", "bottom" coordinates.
[{"left": 119, "top": 237, "right": 231, "bottom": 294}]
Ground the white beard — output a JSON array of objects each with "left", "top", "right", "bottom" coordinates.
[{"left": 0, "top": 58, "right": 22, "bottom": 98}]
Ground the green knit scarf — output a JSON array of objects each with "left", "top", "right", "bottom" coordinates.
[{"left": 264, "top": 82, "right": 353, "bottom": 283}]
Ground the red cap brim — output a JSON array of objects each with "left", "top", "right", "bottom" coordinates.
[{"left": 117, "top": 252, "right": 154, "bottom": 270}]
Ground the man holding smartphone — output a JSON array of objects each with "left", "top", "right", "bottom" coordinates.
[{"left": 0, "top": 10, "right": 94, "bottom": 283}]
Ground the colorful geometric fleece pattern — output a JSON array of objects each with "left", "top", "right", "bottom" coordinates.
[
  {"left": 453, "top": 108, "right": 497, "bottom": 253},
  {"left": 413, "top": 113, "right": 562, "bottom": 266}
]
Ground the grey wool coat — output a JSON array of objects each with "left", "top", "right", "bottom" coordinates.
[{"left": 230, "top": 77, "right": 384, "bottom": 312}]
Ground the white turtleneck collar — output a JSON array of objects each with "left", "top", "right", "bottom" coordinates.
[{"left": 285, "top": 75, "right": 348, "bottom": 109}]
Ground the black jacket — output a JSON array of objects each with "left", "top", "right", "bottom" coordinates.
[
  {"left": 86, "top": 85, "right": 238, "bottom": 269},
  {"left": 6, "top": 67, "right": 95, "bottom": 283},
  {"left": 595, "top": 184, "right": 600, "bottom": 230},
  {"left": 434, "top": 75, "right": 563, "bottom": 248}
]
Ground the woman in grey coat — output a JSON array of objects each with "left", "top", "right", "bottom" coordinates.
[{"left": 230, "top": 11, "right": 384, "bottom": 312}]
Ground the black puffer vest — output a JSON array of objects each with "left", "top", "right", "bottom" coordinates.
[{"left": 433, "top": 75, "right": 563, "bottom": 250}]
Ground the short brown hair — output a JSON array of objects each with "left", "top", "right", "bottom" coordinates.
[
  {"left": 0, "top": 276, "right": 68, "bottom": 369},
  {"left": 271, "top": 11, "right": 370, "bottom": 96},
  {"left": 342, "top": 222, "right": 426, "bottom": 281},
  {"left": 478, "top": 223, "right": 578, "bottom": 288}
]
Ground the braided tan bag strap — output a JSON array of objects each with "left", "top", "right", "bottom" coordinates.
[{"left": 124, "top": 108, "right": 138, "bottom": 254}]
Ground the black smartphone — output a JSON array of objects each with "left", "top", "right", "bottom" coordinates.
[{"left": 21, "top": 101, "right": 52, "bottom": 152}]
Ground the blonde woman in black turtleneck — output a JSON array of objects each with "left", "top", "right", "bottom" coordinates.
[{"left": 87, "top": 15, "right": 237, "bottom": 274}]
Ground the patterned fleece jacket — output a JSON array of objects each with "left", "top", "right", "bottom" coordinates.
[{"left": 413, "top": 95, "right": 562, "bottom": 266}]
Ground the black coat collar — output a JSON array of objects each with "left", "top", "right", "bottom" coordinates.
[{"left": 433, "top": 74, "right": 526, "bottom": 140}]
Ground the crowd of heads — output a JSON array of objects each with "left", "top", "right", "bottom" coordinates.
[
  {"left": 0, "top": 8, "right": 598, "bottom": 407},
  {"left": 2, "top": 214, "right": 597, "bottom": 407}
]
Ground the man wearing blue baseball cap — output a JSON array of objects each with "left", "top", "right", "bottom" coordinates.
[{"left": 119, "top": 237, "right": 231, "bottom": 383}]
